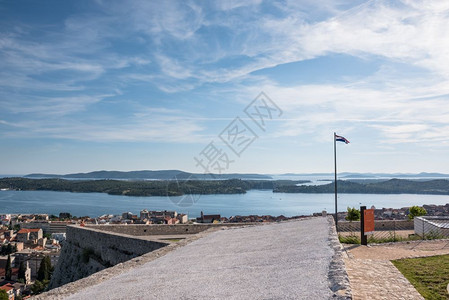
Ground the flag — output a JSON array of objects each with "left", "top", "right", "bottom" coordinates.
[{"left": 335, "top": 134, "right": 350, "bottom": 144}]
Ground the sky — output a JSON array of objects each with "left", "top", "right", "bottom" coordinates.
[{"left": 1, "top": 0, "right": 449, "bottom": 175}]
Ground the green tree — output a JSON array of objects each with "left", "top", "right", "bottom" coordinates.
[
  {"left": 0, "top": 244, "right": 14, "bottom": 255},
  {"left": 5, "top": 254, "right": 12, "bottom": 281},
  {"left": 408, "top": 205, "right": 427, "bottom": 220},
  {"left": 0, "top": 289, "right": 9, "bottom": 300},
  {"left": 31, "top": 280, "right": 45, "bottom": 294},
  {"left": 18, "top": 261, "right": 27, "bottom": 283},
  {"left": 345, "top": 207, "right": 360, "bottom": 222},
  {"left": 5, "top": 244, "right": 12, "bottom": 255},
  {"left": 37, "top": 255, "right": 52, "bottom": 281}
]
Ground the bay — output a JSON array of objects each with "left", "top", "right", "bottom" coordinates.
[{"left": 1, "top": 190, "right": 449, "bottom": 218}]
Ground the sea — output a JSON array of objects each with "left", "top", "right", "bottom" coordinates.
[
  {"left": 1, "top": 174, "right": 449, "bottom": 218},
  {"left": 1, "top": 189, "right": 449, "bottom": 218}
]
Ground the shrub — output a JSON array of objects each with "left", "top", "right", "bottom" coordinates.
[
  {"left": 345, "top": 207, "right": 360, "bottom": 221},
  {"left": 408, "top": 206, "right": 426, "bottom": 220}
]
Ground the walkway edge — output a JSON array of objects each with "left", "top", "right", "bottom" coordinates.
[{"left": 327, "top": 216, "right": 353, "bottom": 299}]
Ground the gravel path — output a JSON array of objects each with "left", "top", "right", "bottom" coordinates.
[
  {"left": 344, "top": 240, "right": 449, "bottom": 299},
  {"left": 64, "top": 218, "right": 340, "bottom": 300}
]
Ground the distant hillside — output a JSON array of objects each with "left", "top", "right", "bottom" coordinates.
[
  {"left": 25, "top": 170, "right": 272, "bottom": 180},
  {"left": 0, "top": 178, "right": 306, "bottom": 197},
  {"left": 277, "top": 172, "right": 449, "bottom": 178},
  {"left": 3, "top": 177, "right": 449, "bottom": 196},
  {"left": 25, "top": 171, "right": 449, "bottom": 180},
  {"left": 340, "top": 172, "right": 449, "bottom": 179},
  {"left": 274, "top": 179, "right": 449, "bottom": 195}
]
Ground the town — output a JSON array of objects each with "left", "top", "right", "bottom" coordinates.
[
  {"left": 0, "top": 209, "right": 309, "bottom": 298},
  {"left": 2, "top": 203, "right": 446, "bottom": 299}
]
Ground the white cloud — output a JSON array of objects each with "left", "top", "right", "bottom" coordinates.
[
  {"left": 113, "top": 0, "right": 204, "bottom": 40},
  {"left": 181, "top": 0, "right": 449, "bottom": 86},
  {"left": 225, "top": 73, "right": 449, "bottom": 145},
  {"left": 215, "top": 0, "right": 263, "bottom": 11},
  {"left": 1, "top": 107, "right": 206, "bottom": 143},
  {"left": 155, "top": 54, "right": 193, "bottom": 80},
  {"left": 1, "top": 94, "right": 112, "bottom": 116},
  {"left": 3, "top": 0, "right": 449, "bottom": 148}
]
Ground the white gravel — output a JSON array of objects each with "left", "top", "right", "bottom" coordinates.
[{"left": 65, "top": 217, "right": 334, "bottom": 299}]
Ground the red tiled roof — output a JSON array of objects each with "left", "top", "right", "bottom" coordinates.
[
  {"left": 0, "top": 283, "right": 14, "bottom": 292},
  {"left": 17, "top": 228, "right": 41, "bottom": 234}
]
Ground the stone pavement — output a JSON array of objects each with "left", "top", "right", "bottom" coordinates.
[
  {"left": 344, "top": 258, "right": 423, "bottom": 300},
  {"left": 55, "top": 217, "right": 349, "bottom": 299},
  {"left": 343, "top": 240, "right": 449, "bottom": 300}
]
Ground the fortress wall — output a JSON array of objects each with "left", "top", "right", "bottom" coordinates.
[
  {"left": 49, "top": 225, "right": 168, "bottom": 289},
  {"left": 87, "top": 223, "right": 252, "bottom": 236}
]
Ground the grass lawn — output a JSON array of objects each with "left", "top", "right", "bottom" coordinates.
[{"left": 392, "top": 254, "right": 449, "bottom": 299}]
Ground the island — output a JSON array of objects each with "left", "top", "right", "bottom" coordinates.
[
  {"left": 274, "top": 178, "right": 449, "bottom": 195},
  {"left": 0, "top": 177, "right": 308, "bottom": 197}
]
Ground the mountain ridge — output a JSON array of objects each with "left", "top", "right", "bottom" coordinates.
[{"left": 25, "top": 170, "right": 272, "bottom": 180}]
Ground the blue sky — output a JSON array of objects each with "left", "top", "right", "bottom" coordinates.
[{"left": 1, "top": 0, "right": 449, "bottom": 175}]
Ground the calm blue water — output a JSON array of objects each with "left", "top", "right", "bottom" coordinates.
[{"left": 1, "top": 190, "right": 449, "bottom": 218}]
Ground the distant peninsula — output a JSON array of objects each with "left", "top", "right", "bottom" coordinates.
[
  {"left": 274, "top": 179, "right": 449, "bottom": 195},
  {"left": 24, "top": 170, "right": 272, "bottom": 180},
  {"left": 0, "top": 177, "right": 306, "bottom": 197}
]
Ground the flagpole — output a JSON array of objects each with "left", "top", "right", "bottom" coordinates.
[{"left": 334, "top": 132, "right": 338, "bottom": 230}]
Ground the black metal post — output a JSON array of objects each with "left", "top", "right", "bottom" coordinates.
[
  {"left": 393, "top": 219, "right": 396, "bottom": 242},
  {"left": 361, "top": 206, "right": 367, "bottom": 245},
  {"left": 334, "top": 132, "right": 338, "bottom": 230}
]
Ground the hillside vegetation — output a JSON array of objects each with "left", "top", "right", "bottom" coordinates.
[
  {"left": 2, "top": 178, "right": 449, "bottom": 196},
  {"left": 0, "top": 178, "right": 305, "bottom": 197},
  {"left": 274, "top": 179, "right": 449, "bottom": 195}
]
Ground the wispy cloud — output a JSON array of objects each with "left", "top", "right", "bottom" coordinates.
[
  {"left": 2, "top": 0, "right": 449, "bottom": 147},
  {"left": 0, "top": 106, "right": 206, "bottom": 143}
]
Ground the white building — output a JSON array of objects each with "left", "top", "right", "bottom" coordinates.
[{"left": 414, "top": 216, "right": 449, "bottom": 238}]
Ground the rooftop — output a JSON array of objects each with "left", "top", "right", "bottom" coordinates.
[{"left": 17, "top": 228, "right": 41, "bottom": 234}]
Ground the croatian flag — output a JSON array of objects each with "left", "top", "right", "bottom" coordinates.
[{"left": 335, "top": 134, "right": 350, "bottom": 144}]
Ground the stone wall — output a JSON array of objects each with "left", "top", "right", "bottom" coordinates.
[
  {"left": 34, "top": 227, "right": 220, "bottom": 299},
  {"left": 49, "top": 225, "right": 168, "bottom": 289},
  {"left": 87, "top": 223, "right": 249, "bottom": 236}
]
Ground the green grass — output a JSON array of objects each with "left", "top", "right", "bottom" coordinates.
[
  {"left": 392, "top": 254, "right": 449, "bottom": 299},
  {"left": 338, "top": 235, "right": 360, "bottom": 244},
  {"left": 338, "top": 234, "right": 411, "bottom": 244}
]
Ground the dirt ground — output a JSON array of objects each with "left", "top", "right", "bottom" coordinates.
[{"left": 343, "top": 239, "right": 449, "bottom": 299}]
